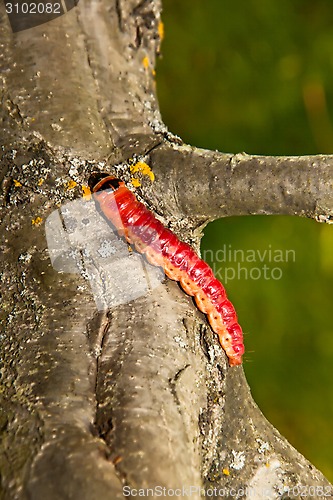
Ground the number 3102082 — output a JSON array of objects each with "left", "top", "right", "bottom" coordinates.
[{"left": 5, "top": 3, "right": 61, "bottom": 14}]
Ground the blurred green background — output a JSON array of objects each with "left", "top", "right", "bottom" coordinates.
[{"left": 156, "top": 0, "right": 333, "bottom": 481}]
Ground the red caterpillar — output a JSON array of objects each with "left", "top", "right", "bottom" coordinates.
[{"left": 89, "top": 173, "right": 244, "bottom": 366}]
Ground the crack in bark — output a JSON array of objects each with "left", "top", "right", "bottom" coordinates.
[
  {"left": 86, "top": 311, "right": 112, "bottom": 437},
  {"left": 168, "top": 364, "right": 191, "bottom": 409},
  {"left": 141, "top": 138, "right": 164, "bottom": 158},
  {"left": 115, "top": 0, "right": 124, "bottom": 32},
  {"left": 131, "top": 0, "right": 151, "bottom": 16}
]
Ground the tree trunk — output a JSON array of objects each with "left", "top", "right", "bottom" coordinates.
[{"left": 1, "top": 1, "right": 333, "bottom": 499}]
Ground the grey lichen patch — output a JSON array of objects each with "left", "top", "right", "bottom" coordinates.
[
  {"left": 230, "top": 450, "right": 246, "bottom": 471},
  {"left": 316, "top": 214, "right": 333, "bottom": 224},
  {"left": 256, "top": 438, "right": 271, "bottom": 455},
  {"left": 200, "top": 334, "right": 229, "bottom": 480},
  {"left": 0, "top": 142, "right": 111, "bottom": 216}
]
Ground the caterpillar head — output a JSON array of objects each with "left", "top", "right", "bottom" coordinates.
[{"left": 88, "top": 173, "right": 122, "bottom": 193}]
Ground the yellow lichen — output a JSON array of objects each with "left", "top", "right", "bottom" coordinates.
[
  {"left": 130, "top": 161, "right": 155, "bottom": 181},
  {"left": 13, "top": 179, "right": 22, "bottom": 187},
  {"left": 222, "top": 468, "right": 230, "bottom": 476},
  {"left": 142, "top": 56, "right": 150, "bottom": 69},
  {"left": 158, "top": 21, "right": 164, "bottom": 40},
  {"left": 37, "top": 178, "right": 44, "bottom": 186},
  {"left": 81, "top": 185, "right": 91, "bottom": 198},
  {"left": 131, "top": 178, "right": 141, "bottom": 188},
  {"left": 32, "top": 217, "right": 43, "bottom": 226},
  {"left": 66, "top": 180, "right": 77, "bottom": 191}
]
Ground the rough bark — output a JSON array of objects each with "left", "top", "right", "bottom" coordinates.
[{"left": 0, "top": 1, "right": 332, "bottom": 499}]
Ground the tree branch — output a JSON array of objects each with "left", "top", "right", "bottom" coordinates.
[{"left": 144, "top": 143, "right": 333, "bottom": 225}]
